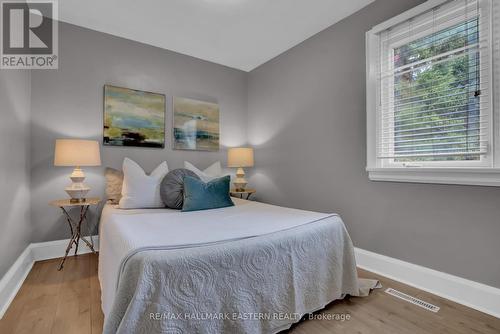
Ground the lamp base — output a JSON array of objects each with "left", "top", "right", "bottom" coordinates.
[
  {"left": 65, "top": 190, "right": 90, "bottom": 203},
  {"left": 65, "top": 167, "right": 90, "bottom": 202},
  {"left": 233, "top": 167, "right": 248, "bottom": 192},
  {"left": 69, "top": 197, "right": 87, "bottom": 204}
]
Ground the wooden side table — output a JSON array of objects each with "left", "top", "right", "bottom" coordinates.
[
  {"left": 230, "top": 189, "right": 256, "bottom": 200},
  {"left": 49, "top": 198, "right": 100, "bottom": 270}
]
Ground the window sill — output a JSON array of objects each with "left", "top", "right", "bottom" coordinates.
[{"left": 366, "top": 167, "right": 500, "bottom": 187}]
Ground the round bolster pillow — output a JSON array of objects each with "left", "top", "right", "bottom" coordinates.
[{"left": 160, "top": 168, "right": 200, "bottom": 209}]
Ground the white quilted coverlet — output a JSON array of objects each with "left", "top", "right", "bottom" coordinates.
[{"left": 99, "top": 199, "right": 365, "bottom": 334}]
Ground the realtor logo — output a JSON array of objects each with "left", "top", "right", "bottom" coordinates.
[{"left": 1, "top": 0, "right": 58, "bottom": 69}]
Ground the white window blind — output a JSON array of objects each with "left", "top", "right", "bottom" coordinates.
[{"left": 376, "top": 0, "right": 492, "bottom": 163}]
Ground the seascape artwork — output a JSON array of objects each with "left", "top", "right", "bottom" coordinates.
[
  {"left": 103, "top": 85, "right": 165, "bottom": 148},
  {"left": 173, "top": 97, "right": 220, "bottom": 151}
]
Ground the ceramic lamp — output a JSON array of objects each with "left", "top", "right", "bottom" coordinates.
[
  {"left": 54, "top": 139, "right": 101, "bottom": 203},
  {"left": 228, "top": 147, "right": 254, "bottom": 191}
]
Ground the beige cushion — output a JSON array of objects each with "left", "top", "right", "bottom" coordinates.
[{"left": 105, "top": 167, "right": 123, "bottom": 204}]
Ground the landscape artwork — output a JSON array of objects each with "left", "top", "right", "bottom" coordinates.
[
  {"left": 173, "top": 97, "right": 220, "bottom": 151},
  {"left": 103, "top": 85, "right": 165, "bottom": 148}
]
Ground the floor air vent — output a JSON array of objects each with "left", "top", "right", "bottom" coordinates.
[{"left": 384, "top": 288, "right": 440, "bottom": 313}]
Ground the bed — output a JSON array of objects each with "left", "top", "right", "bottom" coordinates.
[{"left": 99, "top": 198, "right": 378, "bottom": 334}]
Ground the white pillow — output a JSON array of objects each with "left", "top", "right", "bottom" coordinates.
[
  {"left": 184, "top": 161, "right": 223, "bottom": 182},
  {"left": 119, "top": 158, "right": 169, "bottom": 209}
]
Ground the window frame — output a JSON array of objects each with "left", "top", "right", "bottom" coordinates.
[{"left": 366, "top": 0, "right": 500, "bottom": 186}]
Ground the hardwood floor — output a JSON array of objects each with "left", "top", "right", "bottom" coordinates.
[
  {"left": 0, "top": 253, "right": 499, "bottom": 334},
  {"left": 0, "top": 254, "right": 102, "bottom": 334}
]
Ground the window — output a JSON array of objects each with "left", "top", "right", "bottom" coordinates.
[{"left": 366, "top": 0, "right": 500, "bottom": 186}]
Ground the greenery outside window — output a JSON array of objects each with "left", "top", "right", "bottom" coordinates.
[{"left": 366, "top": 0, "right": 500, "bottom": 186}]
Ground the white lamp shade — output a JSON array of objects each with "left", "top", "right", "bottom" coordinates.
[
  {"left": 228, "top": 147, "right": 254, "bottom": 168},
  {"left": 54, "top": 139, "right": 101, "bottom": 167}
]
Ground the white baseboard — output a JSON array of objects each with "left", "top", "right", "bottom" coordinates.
[
  {"left": 0, "top": 236, "right": 99, "bottom": 319},
  {"left": 2, "top": 240, "right": 499, "bottom": 320},
  {"left": 0, "top": 246, "right": 34, "bottom": 319},
  {"left": 355, "top": 247, "right": 500, "bottom": 319},
  {"left": 31, "top": 235, "right": 99, "bottom": 262}
]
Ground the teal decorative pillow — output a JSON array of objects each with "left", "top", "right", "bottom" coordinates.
[{"left": 182, "top": 175, "right": 234, "bottom": 212}]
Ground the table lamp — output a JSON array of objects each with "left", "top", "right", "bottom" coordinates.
[
  {"left": 54, "top": 139, "right": 101, "bottom": 203},
  {"left": 228, "top": 147, "right": 254, "bottom": 191}
]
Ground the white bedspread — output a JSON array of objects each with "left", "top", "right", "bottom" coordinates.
[
  {"left": 99, "top": 199, "right": 330, "bottom": 314},
  {"left": 99, "top": 199, "right": 376, "bottom": 333}
]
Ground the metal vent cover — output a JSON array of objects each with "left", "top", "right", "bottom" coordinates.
[{"left": 385, "top": 288, "right": 440, "bottom": 313}]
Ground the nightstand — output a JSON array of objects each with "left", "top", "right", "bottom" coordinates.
[
  {"left": 49, "top": 197, "right": 100, "bottom": 270},
  {"left": 230, "top": 189, "right": 256, "bottom": 200}
]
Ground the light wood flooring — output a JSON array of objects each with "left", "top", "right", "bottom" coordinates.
[{"left": 0, "top": 253, "right": 499, "bottom": 334}]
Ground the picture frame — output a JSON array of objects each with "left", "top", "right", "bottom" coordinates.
[
  {"left": 103, "top": 85, "right": 166, "bottom": 148},
  {"left": 172, "top": 96, "right": 220, "bottom": 151}
]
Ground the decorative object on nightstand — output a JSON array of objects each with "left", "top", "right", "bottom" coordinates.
[
  {"left": 54, "top": 139, "right": 101, "bottom": 203},
  {"left": 49, "top": 197, "right": 100, "bottom": 270},
  {"left": 230, "top": 188, "right": 256, "bottom": 200},
  {"left": 227, "top": 147, "right": 254, "bottom": 191}
]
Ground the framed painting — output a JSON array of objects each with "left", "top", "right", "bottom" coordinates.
[
  {"left": 103, "top": 85, "right": 166, "bottom": 148},
  {"left": 173, "top": 97, "right": 220, "bottom": 151}
]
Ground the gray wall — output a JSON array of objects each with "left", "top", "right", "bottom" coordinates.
[
  {"left": 0, "top": 70, "right": 31, "bottom": 277},
  {"left": 247, "top": 0, "right": 500, "bottom": 288},
  {"left": 4, "top": 0, "right": 499, "bottom": 289},
  {"left": 30, "top": 22, "right": 248, "bottom": 242}
]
